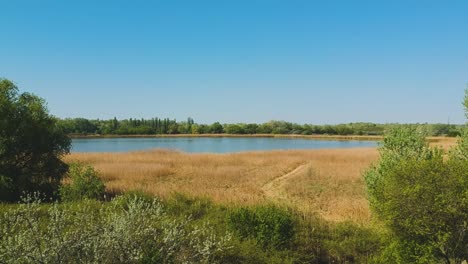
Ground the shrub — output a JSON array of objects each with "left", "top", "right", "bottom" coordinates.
[
  {"left": 227, "top": 205, "right": 294, "bottom": 249},
  {"left": 59, "top": 163, "right": 105, "bottom": 202},
  {"left": 0, "top": 194, "right": 232, "bottom": 263},
  {"left": 112, "top": 190, "right": 155, "bottom": 208},
  {"left": 164, "top": 193, "right": 214, "bottom": 220},
  {"left": 324, "top": 221, "right": 385, "bottom": 263},
  {"left": 365, "top": 126, "right": 468, "bottom": 263}
]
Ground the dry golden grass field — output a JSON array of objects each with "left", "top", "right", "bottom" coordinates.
[{"left": 65, "top": 137, "right": 458, "bottom": 224}]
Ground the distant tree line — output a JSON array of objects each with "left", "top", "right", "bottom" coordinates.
[{"left": 57, "top": 118, "right": 464, "bottom": 137}]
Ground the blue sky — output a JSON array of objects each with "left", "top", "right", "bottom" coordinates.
[{"left": 1, "top": 0, "right": 467, "bottom": 124}]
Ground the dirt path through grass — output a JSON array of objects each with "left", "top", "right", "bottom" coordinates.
[{"left": 261, "top": 163, "right": 311, "bottom": 203}]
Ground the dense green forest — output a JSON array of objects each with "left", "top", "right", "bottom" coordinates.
[{"left": 58, "top": 117, "right": 463, "bottom": 137}]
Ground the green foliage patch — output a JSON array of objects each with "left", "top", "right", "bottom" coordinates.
[
  {"left": 59, "top": 117, "right": 464, "bottom": 137},
  {"left": 59, "top": 163, "right": 106, "bottom": 202},
  {"left": 227, "top": 205, "right": 295, "bottom": 249},
  {"left": 365, "top": 126, "right": 468, "bottom": 263},
  {"left": 0, "top": 79, "right": 71, "bottom": 201},
  {"left": 0, "top": 194, "right": 232, "bottom": 264}
]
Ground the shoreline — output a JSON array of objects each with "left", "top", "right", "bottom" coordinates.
[
  {"left": 70, "top": 133, "right": 383, "bottom": 141},
  {"left": 69, "top": 133, "right": 457, "bottom": 143}
]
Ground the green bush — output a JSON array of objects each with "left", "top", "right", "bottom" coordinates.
[
  {"left": 0, "top": 194, "right": 232, "bottom": 264},
  {"left": 227, "top": 205, "right": 294, "bottom": 249},
  {"left": 324, "top": 221, "right": 385, "bottom": 263},
  {"left": 365, "top": 126, "right": 468, "bottom": 263},
  {"left": 59, "top": 163, "right": 105, "bottom": 202},
  {"left": 112, "top": 190, "right": 155, "bottom": 208},
  {"left": 164, "top": 193, "right": 214, "bottom": 220}
]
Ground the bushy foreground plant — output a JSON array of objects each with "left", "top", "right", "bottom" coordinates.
[
  {"left": 161, "top": 195, "right": 386, "bottom": 263},
  {"left": 365, "top": 126, "right": 468, "bottom": 263},
  {"left": 59, "top": 163, "right": 105, "bottom": 202},
  {"left": 0, "top": 193, "right": 232, "bottom": 264},
  {"left": 323, "top": 221, "right": 386, "bottom": 263},
  {"left": 290, "top": 214, "right": 387, "bottom": 264},
  {"left": 164, "top": 193, "right": 214, "bottom": 220},
  {"left": 227, "top": 205, "right": 294, "bottom": 249}
]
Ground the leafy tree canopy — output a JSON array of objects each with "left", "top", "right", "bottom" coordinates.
[{"left": 0, "top": 79, "right": 71, "bottom": 201}]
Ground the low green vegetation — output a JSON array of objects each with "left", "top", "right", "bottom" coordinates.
[
  {"left": 0, "top": 194, "right": 232, "bottom": 263},
  {"left": 59, "top": 163, "right": 106, "bottom": 202},
  {"left": 227, "top": 205, "right": 295, "bottom": 249},
  {"left": 0, "top": 192, "right": 388, "bottom": 264}
]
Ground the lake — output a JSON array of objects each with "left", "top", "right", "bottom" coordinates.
[{"left": 71, "top": 137, "right": 378, "bottom": 153}]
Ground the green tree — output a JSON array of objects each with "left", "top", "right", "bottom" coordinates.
[
  {"left": 111, "top": 117, "right": 119, "bottom": 131},
  {"left": 0, "top": 79, "right": 71, "bottom": 201},
  {"left": 187, "top": 117, "right": 194, "bottom": 133},
  {"left": 209, "top": 122, "right": 224, "bottom": 134},
  {"left": 243, "top": 123, "right": 259, "bottom": 134},
  {"left": 365, "top": 115, "right": 468, "bottom": 261},
  {"left": 224, "top": 124, "right": 245, "bottom": 134}
]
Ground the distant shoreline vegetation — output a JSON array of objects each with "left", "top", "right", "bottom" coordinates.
[
  {"left": 58, "top": 117, "right": 464, "bottom": 138},
  {"left": 70, "top": 133, "right": 383, "bottom": 141}
]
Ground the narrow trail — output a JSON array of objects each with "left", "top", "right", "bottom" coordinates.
[{"left": 261, "top": 163, "right": 311, "bottom": 203}]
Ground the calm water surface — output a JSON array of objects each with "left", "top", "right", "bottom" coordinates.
[{"left": 71, "top": 137, "right": 377, "bottom": 153}]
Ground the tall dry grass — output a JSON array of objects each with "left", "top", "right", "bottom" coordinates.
[
  {"left": 66, "top": 148, "right": 378, "bottom": 223},
  {"left": 281, "top": 148, "right": 378, "bottom": 223},
  {"left": 427, "top": 136, "right": 459, "bottom": 150}
]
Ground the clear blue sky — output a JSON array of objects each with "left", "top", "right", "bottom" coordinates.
[{"left": 1, "top": 0, "right": 467, "bottom": 124}]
